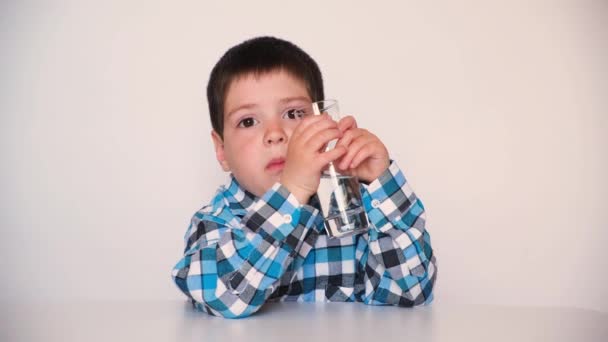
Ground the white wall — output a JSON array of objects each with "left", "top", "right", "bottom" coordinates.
[{"left": 1, "top": 0, "right": 607, "bottom": 312}]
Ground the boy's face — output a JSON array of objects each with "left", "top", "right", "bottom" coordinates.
[{"left": 211, "top": 69, "right": 312, "bottom": 197}]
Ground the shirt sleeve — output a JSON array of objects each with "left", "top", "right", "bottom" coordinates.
[
  {"left": 172, "top": 183, "right": 321, "bottom": 318},
  {"left": 355, "top": 160, "right": 437, "bottom": 306}
]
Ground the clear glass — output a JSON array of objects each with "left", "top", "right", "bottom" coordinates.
[{"left": 311, "top": 99, "right": 370, "bottom": 238}]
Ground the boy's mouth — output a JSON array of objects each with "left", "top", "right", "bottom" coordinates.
[{"left": 265, "top": 158, "right": 286, "bottom": 173}]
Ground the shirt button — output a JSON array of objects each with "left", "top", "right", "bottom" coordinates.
[
  {"left": 371, "top": 199, "right": 381, "bottom": 208},
  {"left": 283, "top": 214, "right": 292, "bottom": 223},
  {"left": 395, "top": 215, "right": 401, "bottom": 221}
]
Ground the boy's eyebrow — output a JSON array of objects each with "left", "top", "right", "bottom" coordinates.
[
  {"left": 225, "top": 103, "right": 257, "bottom": 119},
  {"left": 279, "top": 96, "right": 310, "bottom": 104}
]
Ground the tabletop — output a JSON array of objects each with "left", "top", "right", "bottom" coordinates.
[{"left": 2, "top": 300, "right": 606, "bottom": 341}]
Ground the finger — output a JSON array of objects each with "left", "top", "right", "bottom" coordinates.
[
  {"left": 332, "top": 160, "right": 353, "bottom": 175},
  {"left": 297, "top": 116, "right": 339, "bottom": 144},
  {"left": 349, "top": 144, "right": 377, "bottom": 169},
  {"left": 291, "top": 114, "right": 329, "bottom": 141},
  {"left": 338, "top": 134, "right": 376, "bottom": 169},
  {"left": 317, "top": 145, "right": 347, "bottom": 167},
  {"left": 336, "top": 128, "right": 365, "bottom": 150},
  {"left": 306, "top": 128, "right": 343, "bottom": 152},
  {"left": 337, "top": 115, "right": 357, "bottom": 133}
]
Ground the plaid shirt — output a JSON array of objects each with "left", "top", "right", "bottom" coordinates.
[{"left": 172, "top": 161, "right": 437, "bottom": 318}]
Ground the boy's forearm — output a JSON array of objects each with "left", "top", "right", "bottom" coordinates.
[
  {"left": 277, "top": 177, "right": 312, "bottom": 207},
  {"left": 241, "top": 182, "right": 322, "bottom": 253},
  {"left": 357, "top": 160, "right": 437, "bottom": 305},
  {"left": 173, "top": 183, "right": 323, "bottom": 318}
]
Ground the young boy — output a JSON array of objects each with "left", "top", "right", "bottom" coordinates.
[{"left": 172, "top": 36, "right": 437, "bottom": 319}]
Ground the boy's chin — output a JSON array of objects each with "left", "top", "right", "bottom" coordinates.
[
  {"left": 265, "top": 165, "right": 285, "bottom": 176},
  {"left": 268, "top": 173, "right": 282, "bottom": 185}
]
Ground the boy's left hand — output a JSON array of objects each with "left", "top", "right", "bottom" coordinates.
[{"left": 335, "top": 116, "right": 390, "bottom": 183}]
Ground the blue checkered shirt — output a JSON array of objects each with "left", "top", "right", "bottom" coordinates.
[{"left": 172, "top": 161, "right": 437, "bottom": 318}]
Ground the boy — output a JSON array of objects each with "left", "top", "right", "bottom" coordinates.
[{"left": 172, "top": 36, "right": 437, "bottom": 319}]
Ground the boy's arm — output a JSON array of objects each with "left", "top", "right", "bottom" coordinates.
[
  {"left": 172, "top": 184, "right": 321, "bottom": 319},
  {"left": 335, "top": 115, "right": 436, "bottom": 305},
  {"left": 173, "top": 110, "right": 347, "bottom": 318},
  {"left": 355, "top": 161, "right": 437, "bottom": 306}
]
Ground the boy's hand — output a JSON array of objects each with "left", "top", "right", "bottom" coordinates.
[
  {"left": 335, "top": 116, "right": 390, "bottom": 183},
  {"left": 280, "top": 114, "right": 347, "bottom": 205}
]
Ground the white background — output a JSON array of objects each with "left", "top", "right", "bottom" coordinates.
[{"left": 1, "top": 0, "right": 607, "bottom": 312}]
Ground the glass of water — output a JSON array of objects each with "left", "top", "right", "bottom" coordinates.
[{"left": 311, "top": 99, "right": 370, "bottom": 238}]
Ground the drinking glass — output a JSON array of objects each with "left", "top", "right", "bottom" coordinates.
[{"left": 311, "top": 99, "right": 370, "bottom": 238}]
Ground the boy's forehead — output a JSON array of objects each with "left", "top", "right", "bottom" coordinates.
[{"left": 223, "top": 69, "right": 311, "bottom": 112}]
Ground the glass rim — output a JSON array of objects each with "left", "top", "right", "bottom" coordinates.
[{"left": 311, "top": 99, "right": 339, "bottom": 115}]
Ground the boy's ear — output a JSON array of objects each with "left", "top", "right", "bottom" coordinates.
[{"left": 211, "top": 130, "right": 231, "bottom": 172}]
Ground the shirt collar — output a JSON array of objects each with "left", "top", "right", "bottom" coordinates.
[{"left": 221, "top": 174, "right": 258, "bottom": 215}]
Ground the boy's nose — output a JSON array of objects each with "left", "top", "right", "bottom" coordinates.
[{"left": 264, "top": 127, "right": 287, "bottom": 145}]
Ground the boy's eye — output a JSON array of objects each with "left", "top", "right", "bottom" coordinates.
[
  {"left": 284, "top": 108, "right": 307, "bottom": 120},
  {"left": 237, "top": 117, "right": 258, "bottom": 128}
]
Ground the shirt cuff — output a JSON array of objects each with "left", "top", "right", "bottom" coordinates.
[
  {"left": 362, "top": 160, "right": 417, "bottom": 233},
  {"left": 242, "top": 182, "right": 321, "bottom": 253}
]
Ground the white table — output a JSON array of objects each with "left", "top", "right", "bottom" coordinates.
[{"left": 2, "top": 300, "right": 606, "bottom": 341}]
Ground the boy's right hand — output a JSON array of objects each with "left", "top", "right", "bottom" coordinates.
[{"left": 280, "top": 114, "right": 347, "bottom": 205}]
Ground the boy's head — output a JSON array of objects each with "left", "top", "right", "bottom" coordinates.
[
  {"left": 207, "top": 36, "right": 324, "bottom": 139},
  {"left": 207, "top": 37, "right": 326, "bottom": 197}
]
